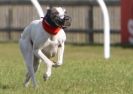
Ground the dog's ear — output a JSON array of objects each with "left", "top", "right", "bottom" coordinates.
[
  {"left": 45, "top": 7, "right": 51, "bottom": 17},
  {"left": 46, "top": 6, "right": 53, "bottom": 13}
]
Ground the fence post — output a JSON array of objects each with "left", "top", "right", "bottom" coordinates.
[
  {"left": 87, "top": 5, "right": 94, "bottom": 44},
  {"left": 7, "top": 7, "right": 13, "bottom": 40}
]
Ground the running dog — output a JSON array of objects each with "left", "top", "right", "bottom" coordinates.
[{"left": 19, "top": 7, "right": 71, "bottom": 87}]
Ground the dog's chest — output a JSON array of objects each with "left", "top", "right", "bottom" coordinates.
[
  {"left": 43, "top": 28, "right": 66, "bottom": 47},
  {"left": 42, "top": 31, "right": 65, "bottom": 58},
  {"left": 41, "top": 38, "right": 59, "bottom": 58}
]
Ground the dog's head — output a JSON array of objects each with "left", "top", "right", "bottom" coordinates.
[{"left": 46, "top": 7, "right": 72, "bottom": 28}]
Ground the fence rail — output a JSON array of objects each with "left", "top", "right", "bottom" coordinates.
[
  {"left": 0, "top": 1, "right": 120, "bottom": 6},
  {"left": 0, "top": 0, "right": 120, "bottom": 44}
]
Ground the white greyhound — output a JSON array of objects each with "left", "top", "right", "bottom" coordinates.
[{"left": 19, "top": 7, "right": 71, "bottom": 87}]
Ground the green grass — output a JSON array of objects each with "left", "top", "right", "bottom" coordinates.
[{"left": 0, "top": 43, "right": 133, "bottom": 94}]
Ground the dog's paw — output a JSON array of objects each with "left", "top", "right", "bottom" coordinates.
[
  {"left": 52, "top": 61, "right": 59, "bottom": 68},
  {"left": 23, "top": 81, "right": 30, "bottom": 88},
  {"left": 52, "top": 63, "right": 61, "bottom": 68},
  {"left": 43, "top": 74, "right": 49, "bottom": 81},
  {"left": 53, "top": 61, "right": 57, "bottom": 64}
]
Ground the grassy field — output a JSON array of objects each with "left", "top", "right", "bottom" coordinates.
[{"left": 0, "top": 43, "right": 133, "bottom": 94}]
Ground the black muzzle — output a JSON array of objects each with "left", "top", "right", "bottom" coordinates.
[{"left": 53, "top": 15, "right": 72, "bottom": 28}]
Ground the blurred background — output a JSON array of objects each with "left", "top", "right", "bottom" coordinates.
[{"left": 0, "top": 0, "right": 122, "bottom": 45}]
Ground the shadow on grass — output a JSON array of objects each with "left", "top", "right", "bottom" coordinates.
[
  {"left": 0, "top": 85, "right": 10, "bottom": 90},
  {"left": 0, "top": 83, "right": 12, "bottom": 90}
]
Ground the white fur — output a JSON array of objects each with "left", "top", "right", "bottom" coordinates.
[
  {"left": 56, "top": 7, "right": 66, "bottom": 19},
  {"left": 19, "top": 7, "right": 66, "bottom": 87}
]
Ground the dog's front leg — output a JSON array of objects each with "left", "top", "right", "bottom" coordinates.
[
  {"left": 54, "top": 42, "right": 65, "bottom": 67},
  {"left": 34, "top": 49, "right": 54, "bottom": 80}
]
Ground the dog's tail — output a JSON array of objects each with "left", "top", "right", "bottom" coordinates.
[{"left": 31, "top": 0, "right": 45, "bottom": 18}]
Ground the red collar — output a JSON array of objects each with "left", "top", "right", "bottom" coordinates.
[{"left": 42, "top": 20, "right": 61, "bottom": 35}]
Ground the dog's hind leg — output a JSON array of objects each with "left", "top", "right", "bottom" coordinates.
[
  {"left": 19, "top": 39, "right": 37, "bottom": 87},
  {"left": 33, "top": 55, "right": 40, "bottom": 73},
  {"left": 24, "top": 55, "right": 40, "bottom": 87},
  {"left": 24, "top": 72, "right": 30, "bottom": 87}
]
